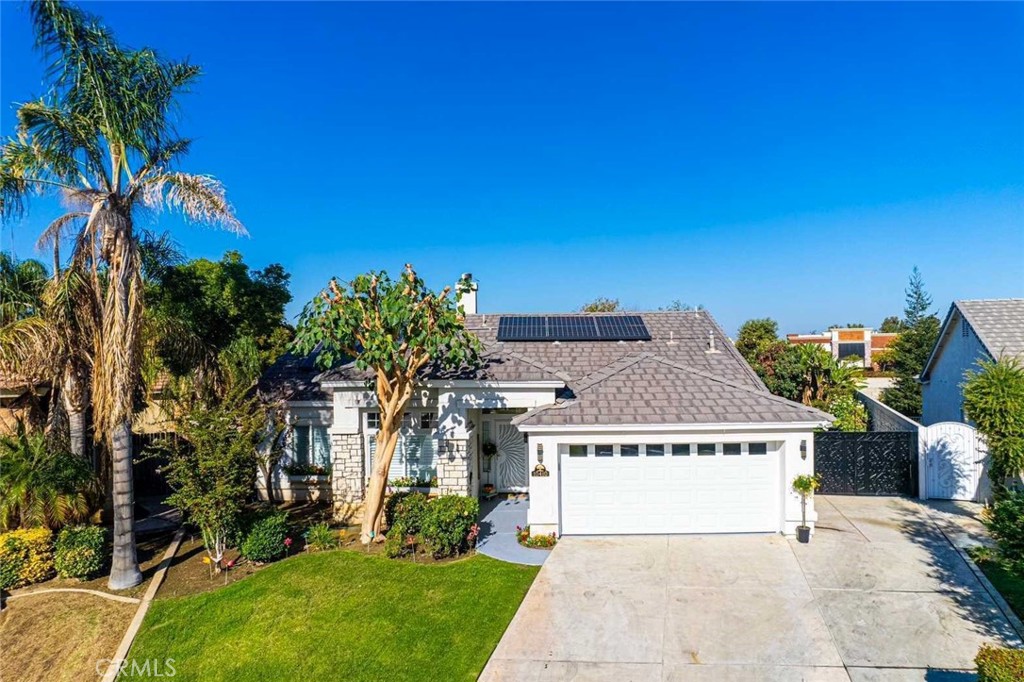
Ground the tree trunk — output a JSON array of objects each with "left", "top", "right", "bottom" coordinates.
[
  {"left": 68, "top": 407, "right": 87, "bottom": 461},
  {"left": 800, "top": 495, "right": 807, "bottom": 527},
  {"left": 108, "top": 420, "right": 142, "bottom": 590},
  {"left": 360, "top": 425, "right": 400, "bottom": 544}
]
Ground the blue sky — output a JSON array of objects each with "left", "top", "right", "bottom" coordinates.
[{"left": 2, "top": 2, "right": 1022, "bottom": 336}]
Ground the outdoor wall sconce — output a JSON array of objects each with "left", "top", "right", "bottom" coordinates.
[
  {"left": 800, "top": 440, "right": 807, "bottom": 460},
  {"left": 537, "top": 443, "right": 544, "bottom": 464}
]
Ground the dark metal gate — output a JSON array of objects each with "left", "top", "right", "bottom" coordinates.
[{"left": 814, "top": 431, "right": 918, "bottom": 496}]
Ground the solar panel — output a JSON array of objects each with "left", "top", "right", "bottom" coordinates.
[{"left": 496, "top": 315, "right": 650, "bottom": 342}]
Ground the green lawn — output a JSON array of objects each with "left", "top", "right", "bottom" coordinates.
[
  {"left": 129, "top": 551, "right": 539, "bottom": 681},
  {"left": 970, "top": 548, "right": 1024, "bottom": 621}
]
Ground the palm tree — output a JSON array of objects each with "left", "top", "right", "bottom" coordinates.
[
  {"left": 0, "top": 253, "right": 47, "bottom": 325},
  {"left": 0, "top": 0, "right": 244, "bottom": 589}
]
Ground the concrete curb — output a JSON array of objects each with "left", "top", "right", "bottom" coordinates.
[
  {"left": 7, "top": 587, "right": 141, "bottom": 605},
  {"left": 100, "top": 528, "right": 185, "bottom": 682},
  {"left": 956, "top": 545, "right": 1024, "bottom": 643}
]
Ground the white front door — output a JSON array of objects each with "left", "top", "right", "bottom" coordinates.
[
  {"left": 480, "top": 416, "right": 529, "bottom": 492},
  {"left": 559, "top": 443, "right": 780, "bottom": 535}
]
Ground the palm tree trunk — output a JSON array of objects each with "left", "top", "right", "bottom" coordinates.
[
  {"left": 108, "top": 420, "right": 142, "bottom": 589},
  {"left": 67, "top": 407, "right": 87, "bottom": 461}
]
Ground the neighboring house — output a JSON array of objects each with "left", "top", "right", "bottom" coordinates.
[
  {"left": 787, "top": 327, "right": 898, "bottom": 370},
  {"left": 0, "top": 374, "right": 49, "bottom": 434},
  {"left": 261, "top": 293, "right": 831, "bottom": 537},
  {"left": 920, "top": 299, "right": 1024, "bottom": 426}
]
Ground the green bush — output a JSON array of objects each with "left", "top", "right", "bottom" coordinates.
[
  {"left": 986, "top": 490, "right": 1024, "bottom": 569},
  {"left": 54, "top": 525, "right": 108, "bottom": 580},
  {"left": 420, "top": 495, "right": 480, "bottom": 559},
  {"left": 240, "top": 509, "right": 289, "bottom": 563},
  {"left": 0, "top": 527, "right": 54, "bottom": 590},
  {"left": 302, "top": 522, "right": 337, "bottom": 552},
  {"left": 976, "top": 644, "right": 1024, "bottom": 682},
  {"left": 383, "top": 493, "right": 429, "bottom": 559}
]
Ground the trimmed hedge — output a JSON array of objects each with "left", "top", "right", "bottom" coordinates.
[
  {"left": 55, "top": 525, "right": 108, "bottom": 580},
  {"left": 976, "top": 644, "right": 1024, "bottom": 682},
  {"left": 987, "top": 491, "right": 1024, "bottom": 570},
  {"left": 385, "top": 494, "right": 479, "bottom": 559},
  {"left": 0, "top": 528, "right": 54, "bottom": 590},
  {"left": 241, "top": 509, "right": 289, "bottom": 563}
]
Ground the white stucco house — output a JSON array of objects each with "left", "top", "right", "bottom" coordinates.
[
  {"left": 260, "top": 291, "right": 831, "bottom": 537},
  {"left": 921, "top": 299, "right": 1024, "bottom": 426}
]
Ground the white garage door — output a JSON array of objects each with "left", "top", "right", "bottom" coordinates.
[{"left": 560, "top": 443, "right": 780, "bottom": 534}]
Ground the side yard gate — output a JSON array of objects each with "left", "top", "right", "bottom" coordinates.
[{"left": 814, "top": 431, "right": 919, "bottom": 497}]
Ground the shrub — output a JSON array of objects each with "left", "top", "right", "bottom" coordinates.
[
  {"left": 383, "top": 493, "right": 430, "bottom": 559},
  {"left": 986, "top": 490, "right": 1024, "bottom": 568},
  {"left": 964, "top": 357, "right": 1024, "bottom": 497},
  {"left": 976, "top": 644, "right": 1024, "bottom": 682},
  {"left": 0, "top": 527, "right": 54, "bottom": 590},
  {"left": 241, "top": 509, "right": 289, "bottom": 563},
  {"left": 303, "top": 522, "right": 337, "bottom": 552},
  {"left": 420, "top": 495, "right": 480, "bottom": 558},
  {"left": 54, "top": 525, "right": 108, "bottom": 580}
]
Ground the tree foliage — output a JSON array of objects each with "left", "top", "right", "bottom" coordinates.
[
  {"left": 963, "top": 357, "right": 1024, "bottom": 497},
  {"left": 0, "top": 253, "right": 47, "bottom": 325},
  {"left": 879, "top": 316, "right": 905, "bottom": 333},
  {"left": 881, "top": 268, "right": 940, "bottom": 420},
  {"left": 293, "top": 265, "right": 479, "bottom": 543},
  {"left": 580, "top": 297, "right": 621, "bottom": 313}
]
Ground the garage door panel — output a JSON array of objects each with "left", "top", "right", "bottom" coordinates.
[{"left": 560, "top": 451, "right": 779, "bottom": 535}]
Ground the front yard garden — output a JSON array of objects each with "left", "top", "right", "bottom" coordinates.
[{"left": 129, "top": 549, "right": 539, "bottom": 681}]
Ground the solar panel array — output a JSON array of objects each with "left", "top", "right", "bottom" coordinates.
[{"left": 496, "top": 315, "right": 651, "bottom": 342}]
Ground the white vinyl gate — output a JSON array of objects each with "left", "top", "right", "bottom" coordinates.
[
  {"left": 921, "top": 422, "right": 987, "bottom": 502},
  {"left": 559, "top": 445, "right": 780, "bottom": 535}
]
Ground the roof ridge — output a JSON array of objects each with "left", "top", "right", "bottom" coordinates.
[
  {"left": 573, "top": 352, "right": 655, "bottom": 393},
  {"left": 645, "top": 354, "right": 831, "bottom": 420},
  {"left": 699, "top": 309, "right": 770, "bottom": 391},
  {"left": 494, "top": 346, "right": 574, "bottom": 383}
]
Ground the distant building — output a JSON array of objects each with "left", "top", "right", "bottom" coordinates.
[
  {"left": 920, "top": 299, "right": 1024, "bottom": 426},
  {"left": 786, "top": 327, "right": 899, "bottom": 370}
]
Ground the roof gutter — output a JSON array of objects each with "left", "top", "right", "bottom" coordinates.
[{"left": 516, "top": 420, "right": 832, "bottom": 434}]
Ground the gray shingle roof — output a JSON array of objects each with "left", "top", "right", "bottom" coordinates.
[
  {"left": 512, "top": 353, "right": 830, "bottom": 427},
  {"left": 258, "top": 351, "right": 329, "bottom": 402},
  {"left": 957, "top": 299, "right": 1024, "bottom": 360}
]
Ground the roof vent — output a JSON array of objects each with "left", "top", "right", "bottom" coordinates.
[
  {"left": 705, "top": 330, "right": 720, "bottom": 354},
  {"left": 667, "top": 331, "right": 678, "bottom": 346}
]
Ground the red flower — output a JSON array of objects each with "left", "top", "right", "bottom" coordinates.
[
  {"left": 226, "top": 559, "right": 235, "bottom": 569},
  {"left": 284, "top": 537, "right": 293, "bottom": 547}
]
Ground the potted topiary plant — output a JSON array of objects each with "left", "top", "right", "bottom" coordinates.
[{"left": 792, "top": 474, "right": 820, "bottom": 543}]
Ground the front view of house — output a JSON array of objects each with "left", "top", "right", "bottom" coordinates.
[{"left": 261, "top": 303, "right": 831, "bottom": 537}]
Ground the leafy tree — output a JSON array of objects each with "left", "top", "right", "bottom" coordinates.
[
  {"left": 0, "top": 254, "right": 47, "bottom": 325},
  {"left": 661, "top": 300, "right": 704, "bottom": 311},
  {"left": 828, "top": 323, "right": 865, "bottom": 329},
  {"left": 294, "top": 266, "right": 479, "bottom": 544},
  {"left": 879, "top": 316, "right": 905, "bottom": 333},
  {"left": 0, "top": 420, "right": 98, "bottom": 530},
  {"left": 580, "top": 297, "right": 621, "bottom": 313},
  {"left": 827, "top": 395, "right": 868, "bottom": 431},
  {"left": 881, "top": 268, "right": 940, "bottom": 420},
  {"left": 735, "top": 318, "right": 779, "bottom": 362},
  {"left": 147, "top": 251, "right": 292, "bottom": 373},
  {"left": 963, "top": 358, "right": 1024, "bottom": 497},
  {"left": 0, "top": 1, "right": 244, "bottom": 589},
  {"left": 871, "top": 346, "right": 896, "bottom": 373}
]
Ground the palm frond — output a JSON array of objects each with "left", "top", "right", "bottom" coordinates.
[
  {"left": 141, "top": 172, "right": 246, "bottom": 235},
  {"left": 36, "top": 210, "right": 89, "bottom": 251}
]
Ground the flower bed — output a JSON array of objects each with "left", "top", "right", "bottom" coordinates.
[{"left": 515, "top": 525, "right": 557, "bottom": 549}]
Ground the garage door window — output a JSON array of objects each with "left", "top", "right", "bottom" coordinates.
[
  {"left": 620, "top": 444, "right": 639, "bottom": 457},
  {"left": 749, "top": 442, "right": 768, "bottom": 455},
  {"left": 568, "top": 445, "right": 588, "bottom": 457},
  {"left": 723, "top": 443, "right": 742, "bottom": 456},
  {"left": 596, "top": 444, "right": 613, "bottom": 457},
  {"left": 697, "top": 443, "right": 716, "bottom": 456},
  {"left": 672, "top": 444, "right": 691, "bottom": 456},
  {"left": 645, "top": 444, "right": 664, "bottom": 456}
]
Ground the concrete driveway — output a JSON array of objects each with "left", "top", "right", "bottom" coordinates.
[{"left": 481, "top": 496, "right": 1022, "bottom": 681}]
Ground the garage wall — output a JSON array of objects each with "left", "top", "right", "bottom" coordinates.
[{"left": 525, "top": 427, "right": 817, "bottom": 537}]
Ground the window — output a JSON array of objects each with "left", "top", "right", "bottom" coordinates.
[
  {"left": 645, "top": 444, "right": 664, "bottom": 457},
  {"left": 697, "top": 443, "right": 716, "bottom": 456},
  {"left": 671, "top": 444, "right": 691, "bottom": 456},
  {"left": 596, "top": 444, "right": 613, "bottom": 457},
  {"left": 837, "top": 342, "right": 866, "bottom": 361},
  {"left": 419, "top": 412, "right": 436, "bottom": 429},
  {"left": 294, "top": 425, "right": 331, "bottom": 469},
  {"left": 748, "top": 442, "right": 768, "bottom": 455},
  {"left": 962, "top": 320, "right": 970, "bottom": 338},
  {"left": 369, "top": 434, "right": 437, "bottom": 482},
  {"left": 723, "top": 443, "right": 741, "bottom": 456},
  {"left": 620, "top": 444, "right": 639, "bottom": 457},
  {"left": 568, "top": 445, "right": 588, "bottom": 457},
  {"left": 366, "top": 412, "right": 380, "bottom": 429}
]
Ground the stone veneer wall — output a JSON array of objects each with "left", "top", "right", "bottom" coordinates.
[
  {"left": 437, "top": 439, "right": 471, "bottom": 496},
  {"left": 331, "top": 433, "right": 365, "bottom": 521}
]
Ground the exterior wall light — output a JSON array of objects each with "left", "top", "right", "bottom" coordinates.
[
  {"left": 800, "top": 440, "right": 807, "bottom": 461},
  {"left": 537, "top": 443, "right": 544, "bottom": 464}
]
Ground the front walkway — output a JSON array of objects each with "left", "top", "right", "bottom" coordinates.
[
  {"left": 476, "top": 496, "right": 550, "bottom": 566},
  {"left": 482, "top": 495, "right": 1021, "bottom": 681}
]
